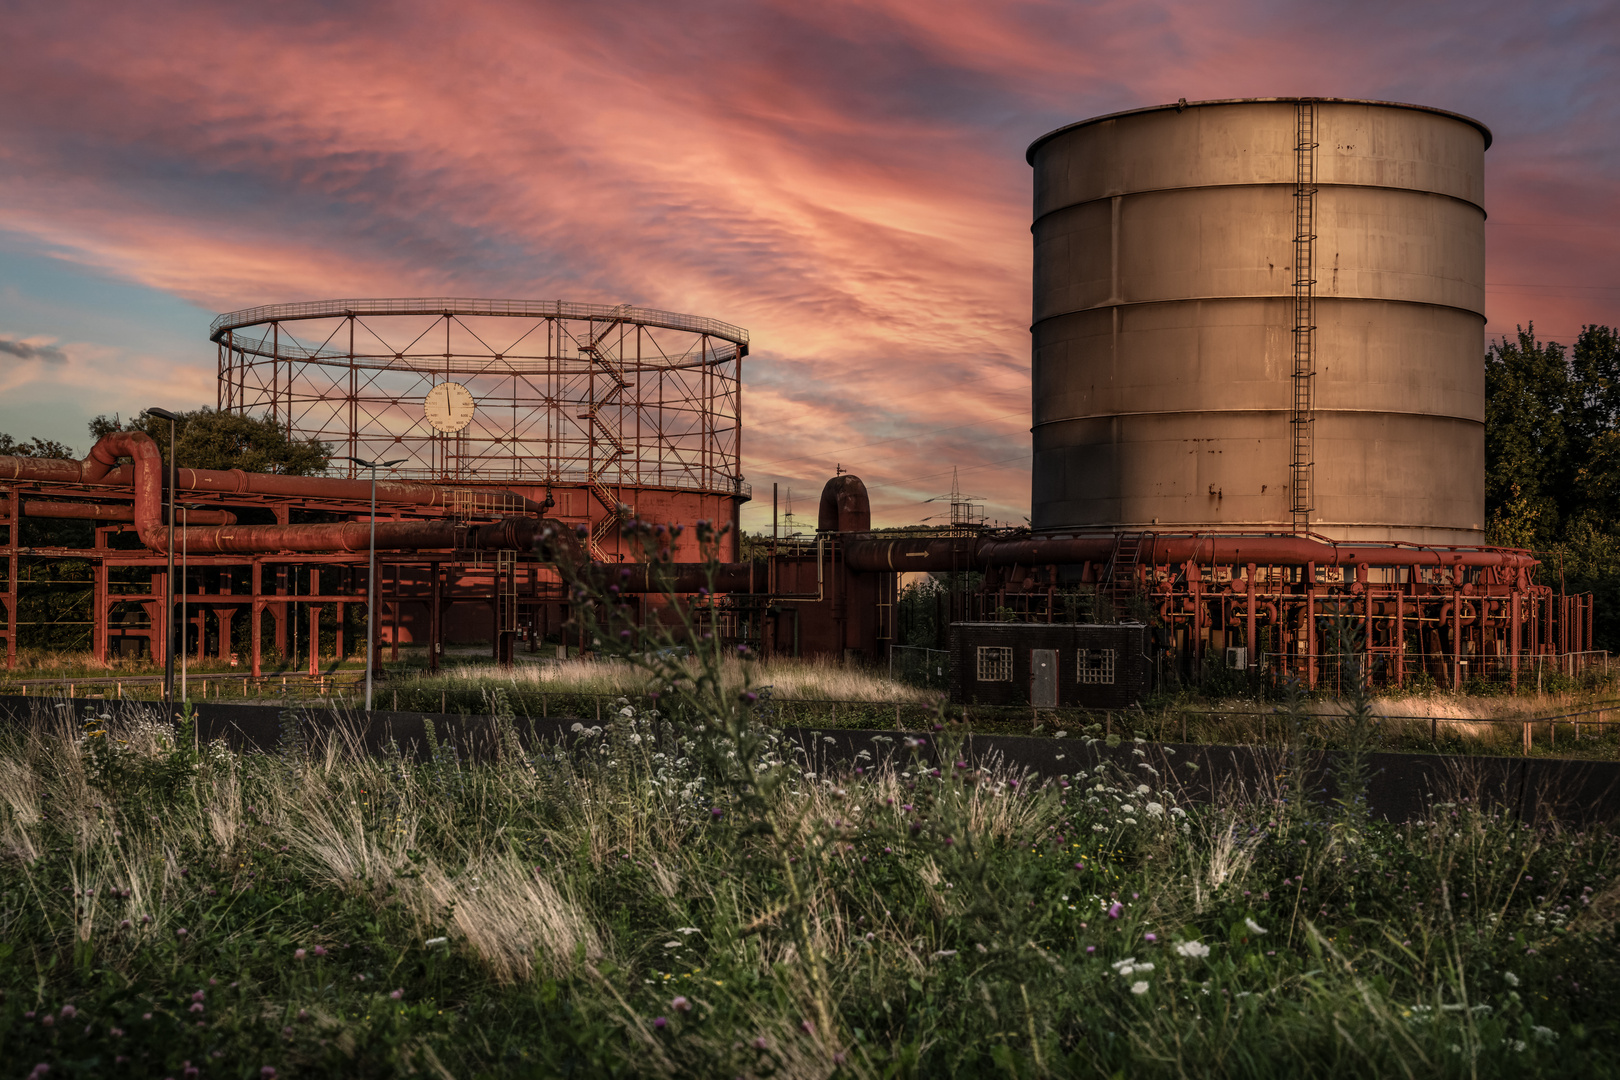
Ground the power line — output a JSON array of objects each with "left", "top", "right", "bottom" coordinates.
[
  {"left": 1486, "top": 283, "right": 1620, "bottom": 291},
  {"left": 748, "top": 410, "right": 1027, "bottom": 470},
  {"left": 865, "top": 453, "right": 1032, "bottom": 492}
]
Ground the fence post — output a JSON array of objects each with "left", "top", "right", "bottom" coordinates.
[{"left": 1524, "top": 720, "right": 1531, "bottom": 755}]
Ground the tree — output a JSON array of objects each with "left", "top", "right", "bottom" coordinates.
[
  {"left": 1485, "top": 324, "right": 1620, "bottom": 647},
  {"left": 0, "top": 433, "right": 76, "bottom": 460},
  {"left": 89, "top": 409, "right": 331, "bottom": 475}
]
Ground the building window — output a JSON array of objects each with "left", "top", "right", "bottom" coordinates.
[
  {"left": 1078, "top": 648, "right": 1116, "bottom": 684},
  {"left": 976, "top": 646, "right": 1013, "bottom": 682}
]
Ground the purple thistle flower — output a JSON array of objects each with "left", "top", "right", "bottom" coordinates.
[
  {"left": 653, "top": 1016, "right": 668, "bottom": 1029},
  {"left": 710, "top": 807, "right": 724, "bottom": 819},
  {"left": 262, "top": 1069, "right": 278, "bottom": 1079},
  {"left": 59, "top": 1005, "right": 76, "bottom": 1019},
  {"left": 390, "top": 989, "right": 403, "bottom": 1000},
  {"left": 312, "top": 945, "right": 328, "bottom": 957},
  {"left": 294, "top": 948, "right": 306, "bottom": 960},
  {"left": 671, "top": 996, "right": 691, "bottom": 1012},
  {"left": 1107, "top": 902, "right": 1124, "bottom": 919},
  {"left": 1144, "top": 933, "right": 1158, "bottom": 943}
]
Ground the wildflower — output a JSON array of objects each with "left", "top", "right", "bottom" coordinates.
[
  {"left": 1131, "top": 981, "right": 1150, "bottom": 995},
  {"left": 1504, "top": 971, "right": 1520, "bottom": 987},
  {"left": 1533, "top": 1025, "right": 1558, "bottom": 1043},
  {"left": 190, "top": 1003, "right": 205, "bottom": 1013},
  {"left": 672, "top": 996, "right": 692, "bottom": 1013},
  {"left": 262, "top": 1070, "right": 278, "bottom": 1079},
  {"left": 390, "top": 989, "right": 403, "bottom": 1000},
  {"left": 1107, "top": 902, "right": 1124, "bottom": 919},
  {"left": 753, "top": 1036, "right": 769, "bottom": 1050},
  {"left": 192, "top": 990, "right": 205, "bottom": 1002},
  {"left": 676, "top": 927, "right": 700, "bottom": 935},
  {"left": 1175, "top": 940, "right": 1211, "bottom": 959},
  {"left": 294, "top": 949, "right": 307, "bottom": 960},
  {"left": 1245, "top": 918, "right": 1268, "bottom": 935},
  {"left": 653, "top": 1016, "right": 668, "bottom": 1029},
  {"left": 1145, "top": 802, "right": 1165, "bottom": 818},
  {"left": 176, "top": 928, "right": 189, "bottom": 938},
  {"left": 59, "top": 1005, "right": 76, "bottom": 1019},
  {"left": 1143, "top": 932, "right": 1157, "bottom": 943},
  {"left": 312, "top": 945, "right": 328, "bottom": 957}
]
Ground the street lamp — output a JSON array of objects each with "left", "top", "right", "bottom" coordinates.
[
  {"left": 147, "top": 407, "right": 181, "bottom": 707},
  {"left": 347, "top": 456, "right": 408, "bottom": 712},
  {"left": 179, "top": 503, "right": 205, "bottom": 703}
]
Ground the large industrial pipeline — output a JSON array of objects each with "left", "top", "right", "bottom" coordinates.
[
  {"left": 839, "top": 533, "right": 1540, "bottom": 575},
  {"left": 0, "top": 432, "right": 564, "bottom": 555}
]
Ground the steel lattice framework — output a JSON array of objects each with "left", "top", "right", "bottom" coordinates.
[{"left": 213, "top": 299, "right": 748, "bottom": 500}]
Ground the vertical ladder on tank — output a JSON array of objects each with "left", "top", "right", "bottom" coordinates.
[{"left": 1291, "top": 100, "right": 1318, "bottom": 534}]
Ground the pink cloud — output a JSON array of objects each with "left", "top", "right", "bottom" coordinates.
[{"left": 0, "top": 0, "right": 1615, "bottom": 528}]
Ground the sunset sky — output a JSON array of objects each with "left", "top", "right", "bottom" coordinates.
[{"left": 1, "top": 0, "right": 1616, "bottom": 532}]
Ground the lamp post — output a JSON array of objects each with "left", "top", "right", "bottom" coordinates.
[
  {"left": 147, "top": 408, "right": 181, "bottom": 707},
  {"left": 346, "top": 457, "right": 407, "bottom": 712},
  {"left": 178, "top": 504, "right": 204, "bottom": 702}
]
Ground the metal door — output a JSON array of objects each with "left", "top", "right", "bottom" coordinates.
[{"left": 1031, "top": 649, "right": 1058, "bottom": 709}]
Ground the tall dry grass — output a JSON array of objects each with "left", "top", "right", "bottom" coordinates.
[{"left": 419, "top": 654, "right": 937, "bottom": 703}]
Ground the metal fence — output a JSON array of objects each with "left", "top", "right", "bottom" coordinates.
[{"left": 889, "top": 645, "right": 950, "bottom": 691}]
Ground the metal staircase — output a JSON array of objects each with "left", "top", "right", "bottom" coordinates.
[
  {"left": 1105, "top": 532, "right": 1145, "bottom": 613},
  {"left": 576, "top": 307, "right": 633, "bottom": 560}
]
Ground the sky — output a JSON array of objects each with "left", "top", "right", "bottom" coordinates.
[{"left": 1, "top": 0, "right": 1616, "bottom": 532}]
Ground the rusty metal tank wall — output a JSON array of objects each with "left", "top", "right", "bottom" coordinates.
[{"left": 1027, "top": 98, "right": 1490, "bottom": 545}]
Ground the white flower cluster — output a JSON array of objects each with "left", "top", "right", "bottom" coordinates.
[{"left": 1174, "top": 940, "right": 1211, "bottom": 959}]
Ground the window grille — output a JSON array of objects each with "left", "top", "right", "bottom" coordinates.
[
  {"left": 976, "top": 646, "right": 1013, "bottom": 682},
  {"left": 1078, "top": 648, "right": 1116, "bottom": 685}
]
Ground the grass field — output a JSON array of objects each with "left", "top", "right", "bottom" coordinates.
[
  {"left": 3, "top": 658, "right": 1620, "bottom": 1078},
  {"left": 6, "top": 646, "right": 1620, "bottom": 759}
]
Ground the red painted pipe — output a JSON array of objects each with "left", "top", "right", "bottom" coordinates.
[
  {"left": 25, "top": 501, "right": 237, "bottom": 525},
  {"left": 0, "top": 433, "right": 566, "bottom": 556},
  {"left": 0, "top": 433, "right": 549, "bottom": 513},
  {"left": 842, "top": 533, "right": 1539, "bottom": 573},
  {"left": 594, "top": 562, "right": 763, "bottom": 594}
]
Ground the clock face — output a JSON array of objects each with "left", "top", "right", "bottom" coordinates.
[{"left": 424, "top": 382, "right": 476, "bottom": 434}]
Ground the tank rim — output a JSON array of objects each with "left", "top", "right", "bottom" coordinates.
[{"left": 1025, "top": 97, "right": 1492, "bottom": 164}]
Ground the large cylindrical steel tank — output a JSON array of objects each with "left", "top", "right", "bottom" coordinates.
[{"left": 1027, "top": 98, "right": 1490, "bottom": 545}]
